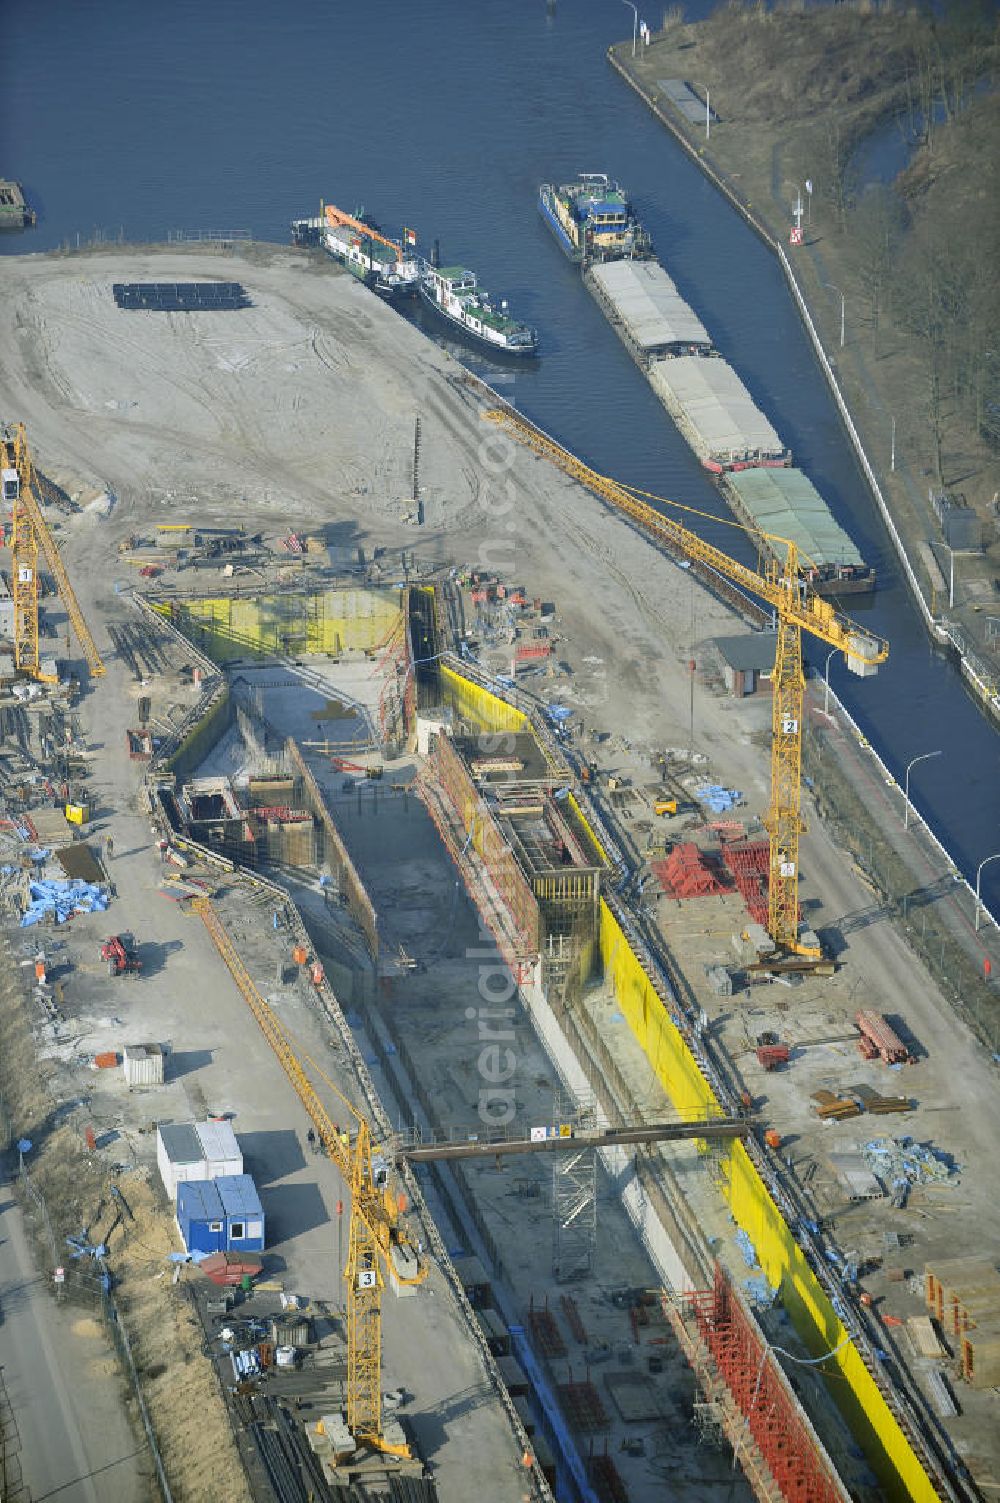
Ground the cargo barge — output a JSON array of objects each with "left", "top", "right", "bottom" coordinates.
[
  {"left": 722, "top": 467, "right": 875, "bottom": 595},
  {"left": 418, "top": 265, "right": 538, "bottom": 358},
  {"left": 586, "top": 258, "right": 713, "bottom": 365},
  {"left": 538, "top": 174, "right": 651, "bottom": 265},
  {"left": 579, "top": 245, "right": 873, "bottom": 593},
  {"left": 0, "top": 179, "right": 35, "bottom": 230},
  {"left": 648, "top": 355, "right": 790, "bottom": 472}
]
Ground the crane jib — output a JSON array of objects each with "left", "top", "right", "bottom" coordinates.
[
  {"left": 483, "top": 404, "right": 890, "bottom": 957},
  {"left": 481, "top": 407, "right": 888, "bottom": 668}
]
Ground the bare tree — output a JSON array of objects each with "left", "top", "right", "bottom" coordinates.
[
  {"left": 792, "top": 122, "right": 855, "bottom": 232},
  {"left": 850, "top": 185, "right": 906, "bottom": 353}
]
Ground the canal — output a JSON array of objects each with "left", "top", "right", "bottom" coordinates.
[{"left": 1, "top": 0, "right": 997, "bottom": 910}]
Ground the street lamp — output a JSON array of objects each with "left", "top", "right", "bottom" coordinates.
[
  {"left": 791, "top": 183, "right": 803, "bottom": 233},
  {"left": 890, "top": 415, "right": 896, "bottom": 473},
  {"left": 903, "top": 750, "right": 942, "bottom": 830},
  {"left": 975, "top": 853, "right": 1000, "bottom": 932},
  {"left": 702, "top": 86, "right": 711, "bottom": 140},
  {"left": 824, "top": 282, "right": 845, "bottom": 349},
  {"left": 622, "top": 0, "right": 638, "bottom": 56},
  {"left": 823, "top": 646, "right": 838, "bottom": 715}
]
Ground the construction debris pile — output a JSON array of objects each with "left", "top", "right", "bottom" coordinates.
[{"left": 862, "top": 1136, "right": 957, "bottom": 1202}]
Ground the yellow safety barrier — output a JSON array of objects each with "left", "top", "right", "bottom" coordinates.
[
  {"left": 597, "top": 896, "right": 943, "bottom": 1503},
  {"left": 599, "top": 899, "right": 717, "bottom": 1121},
  {"left": 567, "top": 793, "right": 610, "bottom": 867},
  {"left": 440, "top": 664, "right": 528, "bottom": 735}
]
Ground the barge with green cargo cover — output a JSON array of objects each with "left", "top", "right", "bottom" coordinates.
[{"left": 721, "top": 467, "right": 875, "bottom": 596}]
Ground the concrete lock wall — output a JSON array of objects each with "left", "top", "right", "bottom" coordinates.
[
  {"left": 439, "top": 664, "right": 529, "bottom": 735},
  {"left": 286, "top": 740, "right": 378, "bottom": 961},
  {"left": 163, "top": 683, "right": 233, "bottom": 780},
  {"left": 154, "top": 588, "right": 403, "bottom": 662},
  {"left": 596, "top": 897, "right": 941, "bottom": 1503}
]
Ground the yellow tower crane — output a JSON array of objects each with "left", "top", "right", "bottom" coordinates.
[
  {"left": 482, "top": 407, "right": 889, "bottom": 958},
  {"left": 193, "top": 898, "right": 424, "bottom": 1456},
  {"left": 2, "top": 423, "right": 105, "bottom": 679},
  {"left": 2, "top": 439, "right": 39, "bottom": 677}
]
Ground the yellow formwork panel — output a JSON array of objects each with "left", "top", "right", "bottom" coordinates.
[
  {"left": 568, "top": 793, "right": 610, "bottom": 866},
  {"left": 152, "top": 590, "right": 402, "bottom": 662},
  {"left": 440, "top": 664, "right": 528, "bottom": 735},
  {"left": 598, "top": 896, "right": 942, "bottom": 1503},
  {"left": 599, "top": 899, "right": 716, "bottom": 1121},
  {"left": 724, "top": 1144, "right": 941, "bottom": 1503}
]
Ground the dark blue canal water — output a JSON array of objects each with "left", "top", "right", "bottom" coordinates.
[{"left": 2, "top": 0, "right": 998, "bottom": 911}]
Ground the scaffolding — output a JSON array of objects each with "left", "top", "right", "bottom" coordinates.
[
  {"left": 663, "top": 1265, "right": 852, "bottom": 1503},
  {"left": 552, "top": 1145, "right": 598, "bottom": 1283}
]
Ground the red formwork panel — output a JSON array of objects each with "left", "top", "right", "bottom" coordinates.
[
  {"left": 685, "top": 1267, "right": 847, "bottom": 1503},
  {"left": 653, "top": 842, "right": 731, "bottom": 899},
  {"left": 721, "top": 840, "right": 772, "bottom": 927}
]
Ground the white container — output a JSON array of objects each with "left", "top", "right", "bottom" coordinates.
[
  {"left": 194, "top": 1119, "right": 243, "bottom": 1179},
  {"left": 275, "top": 1346, "right": 297, "bottom": 1368},
  {"left": 122, "top": 1043, "right": 165, "bottom": 1089},
  {"left": 157, "top": 1124, "right": 210, "bottom": 1202}
]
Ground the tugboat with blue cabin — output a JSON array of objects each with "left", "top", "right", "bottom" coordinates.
[{"left": 538, "top": 173, "right": 651, "bottom": 266}]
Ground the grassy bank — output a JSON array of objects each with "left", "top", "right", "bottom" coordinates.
[{"left": 614, "top": 0, "right": 1000, "bottom": 669}]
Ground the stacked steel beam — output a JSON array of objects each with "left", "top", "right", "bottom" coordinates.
[{"left": 721, "top": 840, "right": 771, "bottom": 926}]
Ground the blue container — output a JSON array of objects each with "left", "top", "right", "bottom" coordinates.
[{"left": 177, "top": 1174, "right": 265, "bottom": 1255}]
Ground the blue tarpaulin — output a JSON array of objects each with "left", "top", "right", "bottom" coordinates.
[
  {"left": 547, "top": 705, "right": 572, "bottom": 723},
  {"left": 695, "top": 783, "right": 742, "bottom": 814},
  {"left": 20, "top": 879, "right": 109, "bottom": 927},
  {"left": 735, "top": 1227, "right": 758, "bottom": 1269}
]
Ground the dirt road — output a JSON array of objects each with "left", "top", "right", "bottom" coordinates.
[{"left": 0, "top": 1177, "right": 149, "bottom": 1503}]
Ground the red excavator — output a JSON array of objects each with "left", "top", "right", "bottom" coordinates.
[{"left": 101, "top": 933, "right": 141, "bottom": 978}]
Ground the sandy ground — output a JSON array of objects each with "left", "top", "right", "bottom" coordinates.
[
  {"left": 0, "top": 242, "right": 740, "bottom": 767},
  {"left": 2, "top": 243, "right": 998, "bottom": 1494}
]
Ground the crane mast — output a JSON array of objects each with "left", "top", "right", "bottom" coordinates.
[
  {"left": 482, "top": 407, "right": 888, "bottom": 957},
  {"left": 3, "top": 423, "right": 105, "bottom": 680},
  {"left": 3, "top": 451, "right": 40, "bottom": 675},
  {"left": 769, "top": 620, "right": 807, "bottom": 949},
  {"left": 194, "top": 898, "right": 421, "bottom": 1456}
]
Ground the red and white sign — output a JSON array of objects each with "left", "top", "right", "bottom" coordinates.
[{"left": 789, "top": 226, "right": 804, "bottom": 246}]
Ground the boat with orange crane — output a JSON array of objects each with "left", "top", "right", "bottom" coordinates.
[{"left": 318, "top": 202, "right": 421, "bottom": 298}]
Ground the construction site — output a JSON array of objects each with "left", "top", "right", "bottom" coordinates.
[{"left": 0, "top": 243, "right": 999, "bottom": 1503}]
